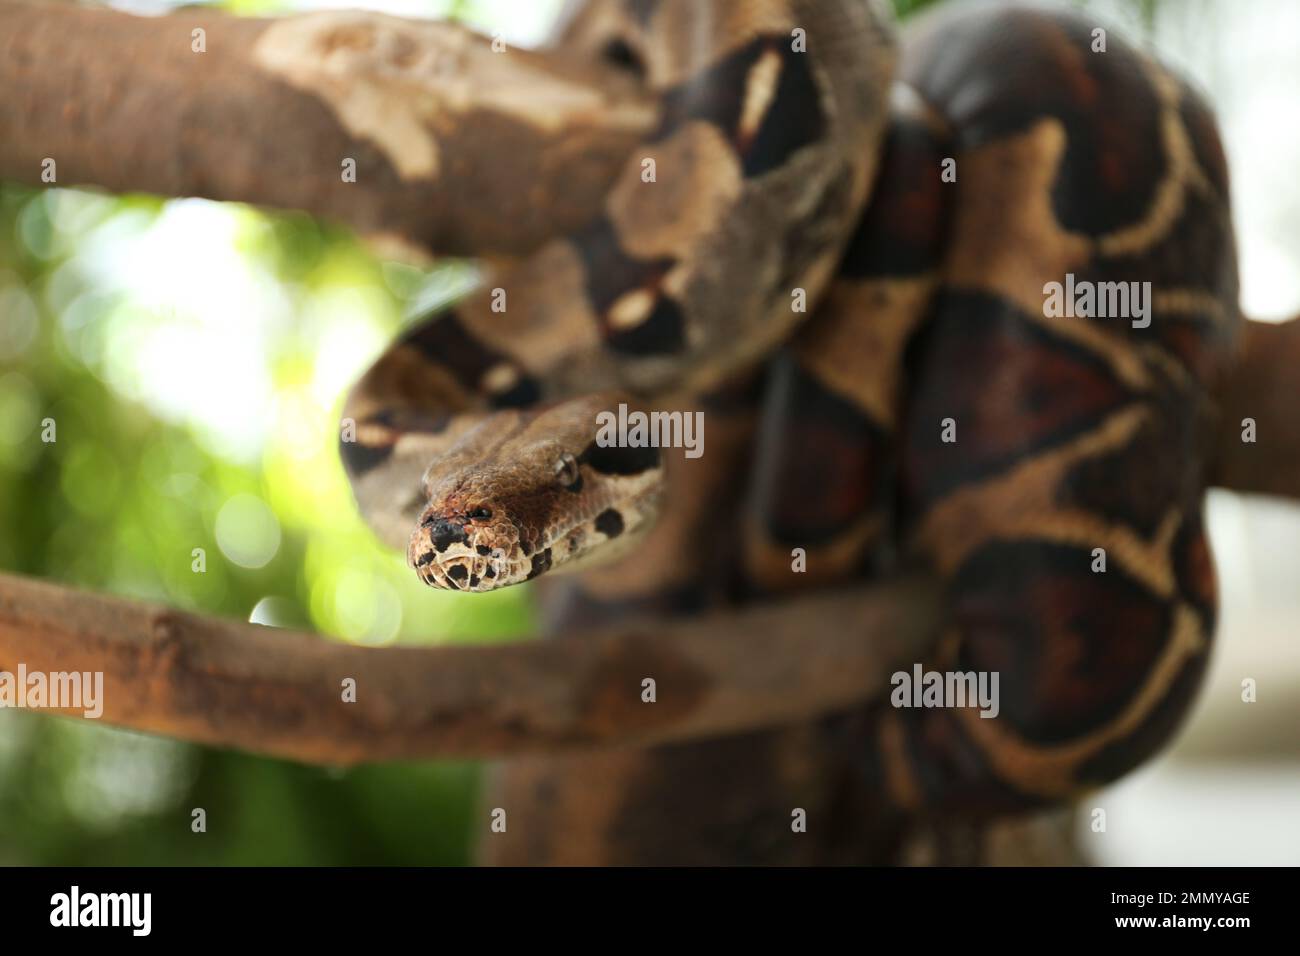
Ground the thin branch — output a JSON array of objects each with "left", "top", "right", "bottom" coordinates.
[
  {"left": 0, "top": 2, "right": 655, "bottom": 255},
  {"left": 0, "top": 571, "right": 944, "bottom": 765}
]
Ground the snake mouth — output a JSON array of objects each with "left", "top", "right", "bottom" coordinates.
[
  {"left": 413, "top": 551, "right": 507, "bottom": 591},
  {"left": 408, "top": 510, "right": 622, "bottom": 592},
  {"left": 407, "top": 504, "right": 550, "bottom": 592},
  {"left": 408, "top": 478, "right": 662, "bottom": 593},
  {"left": 409, "top": 524, "right": 567, "bottom": 593},
  {"left": 408, "top": 520, "right": 516, "bottom": 592}
]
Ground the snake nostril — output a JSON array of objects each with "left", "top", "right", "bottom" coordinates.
[{"left": 424, "top": 516, "right": 468, "bottom": 552}]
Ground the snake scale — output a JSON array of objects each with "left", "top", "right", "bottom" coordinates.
[{"left": 339, "top": 0, "right": 1239, "bottom": 864}]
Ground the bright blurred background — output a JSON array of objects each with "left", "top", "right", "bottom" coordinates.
[{"left": 0, "top": 0, "right": 1296, "bottom": 865}]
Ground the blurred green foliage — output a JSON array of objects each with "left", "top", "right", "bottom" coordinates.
[{"left": 0, "top": 183, "right": 514, "bottom": 864}]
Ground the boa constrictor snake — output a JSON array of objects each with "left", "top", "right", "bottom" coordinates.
[{"left": 340, "top": 0, "right": 1238, "bottom": 864}]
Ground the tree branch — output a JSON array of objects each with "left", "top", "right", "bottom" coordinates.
[
  {"left": 1211, "top": 317, "right": 1300, "bottom": 498},
  {"left": 0, "top": 571, "right": 943, "bottom": 765},
  {"left": 0, "top": 2, "right": 654, "bottom": 255}
]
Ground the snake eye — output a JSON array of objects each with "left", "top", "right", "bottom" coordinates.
[
  {"left": 554, "top": 452, "right": 582, "bottom": 491},
  {"left": 467, "top": 507, "right": 492, "bottom": 521}
]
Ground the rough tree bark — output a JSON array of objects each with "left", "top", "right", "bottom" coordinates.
[
  {"left": 0, "top": 571, "right": 944, "bottom": 765},
  {"left": 0, "top": 1, "right": 655, "bottom": 255}
]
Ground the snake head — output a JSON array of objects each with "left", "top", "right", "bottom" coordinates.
[{"left": 407, "top": 395, "right": 664, "bottom": 592}]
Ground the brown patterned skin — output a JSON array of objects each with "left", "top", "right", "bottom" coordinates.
[
  {"left": 749, "top": 5, "right": 1236, "bottom": 842},
  {"left": 341, "top": 0, "right": 895, "bottom": 583},
  {"left": 479, "top": 74, "right": 951, "bottom": 868},
  {"left": 864, "top": 5, "right": 1236, "bottom": 826},
  {"left": 344, "top": 3, "right": 1240, "bottom": 863}
]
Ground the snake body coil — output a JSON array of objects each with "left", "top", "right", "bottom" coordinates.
[{"left": 341, "top": 1, "right": 1239, "bottom": 863}]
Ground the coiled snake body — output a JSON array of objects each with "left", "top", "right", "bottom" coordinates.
[{"left": 341, "top": 1, "right": 1238, "bottom": 863}]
